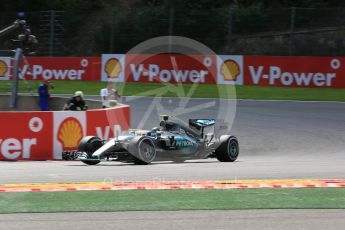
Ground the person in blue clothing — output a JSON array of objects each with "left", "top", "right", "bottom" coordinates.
[{"left": 38, "top": 80, "right": 52, "bottom": 111}]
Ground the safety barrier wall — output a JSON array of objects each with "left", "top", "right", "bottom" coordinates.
[
  {"left": 0, "top": 105, "right": 130, "bottom": 161},
  {"left": 0, "top": 55, "right": 344, "bottom": 88},
  {"left": 0, "top": 95, "right": 105, "bottom": 111}
]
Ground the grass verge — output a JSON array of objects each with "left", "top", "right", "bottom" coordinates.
[
  {"left": 1, "top": 80, "right": 344, "bottom": 101},
  {"left": 0, "top": 188, "right": 345, "bottom": 213}
]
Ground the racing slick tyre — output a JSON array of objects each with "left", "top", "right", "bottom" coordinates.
[
  {"left": 78, "top": 136, "right": 103, "bottom": 165},
  {"left": 133, "top": 137, "right": 156, "bottom": 165},
  {"left": 215, "top": 135, "right": 239, "bottom": 162}
]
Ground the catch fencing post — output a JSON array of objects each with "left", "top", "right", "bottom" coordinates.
[{"left": 10, "top": 48, "right": 23, "bottom": 108}]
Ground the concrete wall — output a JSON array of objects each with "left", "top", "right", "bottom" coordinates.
[{"left": 0, "top": 94, "right": 103, "bottom": 111}]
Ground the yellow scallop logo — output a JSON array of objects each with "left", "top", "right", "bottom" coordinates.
[
  {"left": 105, "top": 58, "right": 121, "bottom": 78},
  {"left": 221, "top": 59, "right": 240, "bottom": 81},
  {"left": 57, "top": 117, "right": 83, "bottom": 150},
  {"left": 0, "top": 60, "right": 8, "bottom": 77}
]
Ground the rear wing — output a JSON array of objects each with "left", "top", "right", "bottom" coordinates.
[
  {"left": 189, "top": 119, "right": 215, "bottom": 129},
  {"left": 189, "top": 119, "right": 228, "bottom": 138}
]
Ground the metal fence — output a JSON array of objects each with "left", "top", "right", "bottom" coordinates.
[{"left": 1, "top": 7, "right": 345, "bottom": 57}]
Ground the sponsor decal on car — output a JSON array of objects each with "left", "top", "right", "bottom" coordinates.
[{"left": 175, "top": 140, "right": 194, "bottom": 147}]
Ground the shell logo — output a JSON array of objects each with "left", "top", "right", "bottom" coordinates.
[
  {"left": 57, "top": 117, "right": 83, "bottom": 150},
  {"left": 0, "top": 60, "right": 8, "bottom": 77},
  {"left": 221, "top": 59, "right": 240, "bottom": 81},
  {"left": 105, "top": 58, "right": 122, "bottom": 78}
]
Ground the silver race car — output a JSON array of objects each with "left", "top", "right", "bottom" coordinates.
[{"left": 76, "top": 115, "right": 239, "bottom": 165}]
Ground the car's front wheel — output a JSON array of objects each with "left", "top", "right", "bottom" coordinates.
[{"left": 78, "top": 136, "right": 103, "bottom": 165}]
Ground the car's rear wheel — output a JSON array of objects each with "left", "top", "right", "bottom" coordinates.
[
  {"left": 215, "top": 136, "right": 239, "bottom": 162},
  {"left": 78, "top": 136, "right": 103, "bottom": 165},
  {"left": 133, "top": 138, "right": 156, "bottom": 165}
]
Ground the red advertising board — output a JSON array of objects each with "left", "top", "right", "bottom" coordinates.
[
  {"left": 0, "top": 105, "right": 130, "bottom": 161},
  {"left": 53, "top": 106, "right": 130, "bottom": 159},
  {"left": 244, "top": 56, "right": 345, "bottom": 88},
  {"left": 4, "top": 54, "right": 345, "bottom": 88},
  {"left": 19, "top": 57, "right": 101, "bottom": 81},
  {"left": 86, "top": 105, "right": 130, "bottom": 140},
  {"left": 124, "top": 54, "right": 217, "bottom": 84},
  {"left": 0, "top": 112, "right": 53, "bottom": 160}
]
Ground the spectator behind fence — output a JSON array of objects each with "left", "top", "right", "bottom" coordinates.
[
  {"left": 63, "top": 91, "right": 88, "bottom": 111},
  {"left": 100, "top": 82, "right": 120, "bottom": 108},
  {"left": 38, "top": 80, "right": 53, "bottom": 111}
]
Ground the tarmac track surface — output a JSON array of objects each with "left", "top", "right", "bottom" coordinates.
[
  {"left": 1, "top": 210, "right": 345, "bottom": 230},
  {"left": 0, "top": 98, "right": 344, "bottom": 184}
]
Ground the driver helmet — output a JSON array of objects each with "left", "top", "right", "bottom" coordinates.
[
  {"left": 160, "top": 121, "right": 166, "bottom": 128},
  {"left": 151, "top": 127, "right": 160, "bottom": 132}
]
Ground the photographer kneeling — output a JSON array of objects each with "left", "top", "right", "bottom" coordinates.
[{"left": 63, "top": 91, "right": 88, "bottom": 111}]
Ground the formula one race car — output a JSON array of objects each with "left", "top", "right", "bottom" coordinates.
[{"left": 75, "top": 115, "right": 239, "bottom": 165}]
